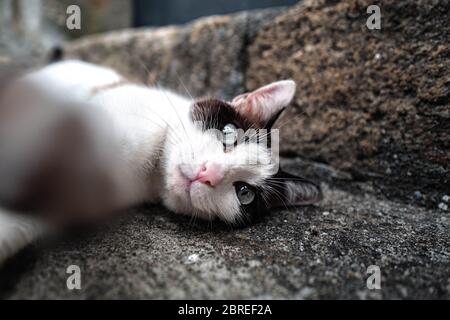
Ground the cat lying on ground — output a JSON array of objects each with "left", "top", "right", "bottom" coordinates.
[{"left": 0, "top": 60, "right": 322, "bottom": 264}]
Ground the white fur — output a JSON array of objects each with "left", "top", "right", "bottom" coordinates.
[
  {"left": 0, "top": 60, "right": 295, "bottom": 264},
  {"left": 0, "top": 208, "right": 46, "bottom": 263}
]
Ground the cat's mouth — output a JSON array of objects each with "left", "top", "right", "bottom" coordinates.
[
  {"left": 176, "top": 166, "right": 213, "bottom": 207},
  {"left": 176, "top": 166, "right": 198, "bottom": 195}
]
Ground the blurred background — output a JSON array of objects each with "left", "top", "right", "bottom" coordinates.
[{"left": 0, "top": 0, "right": 297, "bottom": 57}]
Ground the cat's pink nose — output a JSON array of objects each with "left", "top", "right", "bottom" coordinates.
[{"left": 196, "top": 161, "right": 224, "bottom": 187}]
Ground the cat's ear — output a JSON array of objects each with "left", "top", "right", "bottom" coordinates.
[
  {"left": 268, "top": 170, "right": 322, "bottom": 208},
  {"left": 231, "top": 80, "right": 296, "bottom": 127}
]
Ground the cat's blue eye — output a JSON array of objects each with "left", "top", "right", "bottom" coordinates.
[
  {"left": 236, "top": 184, "right": 255, "bottom": 205},
  {"left": 222, "top": 123, "right": 238, "bottom": 146}
]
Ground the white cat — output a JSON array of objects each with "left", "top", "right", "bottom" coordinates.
[{"left": 0, "top": 60, "right": 322, "bottom": 264}]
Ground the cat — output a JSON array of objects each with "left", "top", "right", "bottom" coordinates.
[{"left": 0, "top": 60, "right": 322, "bottom": 264}]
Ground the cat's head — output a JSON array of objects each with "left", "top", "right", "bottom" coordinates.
[{"left": 162, "top": 80, "right": 322, "bottom": 225}]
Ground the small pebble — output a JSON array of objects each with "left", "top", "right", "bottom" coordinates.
[
  {"left": 185, "top": 254, "right": 199, "bottom": 264},
  {"left": 442, "top": 195, "right": 449, "bottom": 203},
  {"left": 438, "top": 203, "right": 448, "bottom": 211},
  {"left": 413, "top": 191, "right": 422, "bottom": 200},
  {"left": 322, "top": 211, "right": 330, "bottom": 216}
]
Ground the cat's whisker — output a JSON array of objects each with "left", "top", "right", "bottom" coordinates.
[
  {"left": 122, "top": 110, "right": 185, "bottom": 146},
  {"left": 131, "top": 56, "right": 190, "bottom": 147},
  {"left": 174, "top": 70, "right": 195, "bottom": 102},
  {"left": 262, "top": 184, "right": 290, "bottom": 210},
  {"left": 155, "top": 83, "right": 194, "bottom": 151}
]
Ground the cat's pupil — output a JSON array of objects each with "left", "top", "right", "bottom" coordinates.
[
  {"left": 222, "top": 123, "right": 237, "bottom": 146},
  {"left": 237, "top": 185, "right": 255, "bottom": 205}
]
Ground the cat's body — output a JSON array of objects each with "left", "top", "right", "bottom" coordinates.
[
  {"left": 0, "top": 60, "right": 322, "bottom": 264},
  {"left": 23, "top": 60, "right": 185, "bottom": 206}
]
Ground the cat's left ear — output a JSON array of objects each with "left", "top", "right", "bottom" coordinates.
[
  {"left": 231, "top": 80, "right": 296, "bottom": 127},
  {"left": 268, "top": 170, "right": 322, "bottom": 208}
]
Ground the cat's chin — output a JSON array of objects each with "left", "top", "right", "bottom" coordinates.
[{"left": 164, "top": 195, "right": 216, "bottom": 222}]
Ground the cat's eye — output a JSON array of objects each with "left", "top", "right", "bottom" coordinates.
[
  {"left": 222, "top": 123, "right": 238, "bottom": 146},
  {"left": 236, "top": 184, "right": 256, "bottom": 205}
]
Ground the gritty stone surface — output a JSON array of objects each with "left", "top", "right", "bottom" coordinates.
[
  {"left": 0, "top": 158, "right": 448, "bottom": 299},
  {"left": 44, "top": 0, "right": 132, "bottom": 39},
  {"left": 246, "top": 0, "right": 450, "bottom": 206},
  {"left": 65, "top": 8, "right": 284, "bottom": 100}
]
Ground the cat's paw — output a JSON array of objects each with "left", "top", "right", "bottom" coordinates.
[{"left": 0, "top": 81, "right": 120, "bottom": 224}]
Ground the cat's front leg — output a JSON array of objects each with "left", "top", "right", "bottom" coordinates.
[
  {"left": 0, "top": 208, "right": 47, "bottom": 264},
  {"left": 0, "top": 79, "right": 136, "bottom": 225}
]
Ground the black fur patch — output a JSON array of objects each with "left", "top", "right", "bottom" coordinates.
[{"left": 191, "top": 98, "right": 256, "bottom": 131}]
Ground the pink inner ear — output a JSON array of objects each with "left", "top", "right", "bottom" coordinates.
[
  {"left": 233, "top": 89, "right": 273, "bottom": 126},
  {"left": 255, "top": 85, "right": 277, "bottom": 97},
  {"left": 231, "top": 93, "right": 249, "bottom": 106},
  {"left": 237, "top": 95, "right": 265, "bottom": 126},
  {"left": 231, "top": 80, "right": 296, "bottom": 127}
]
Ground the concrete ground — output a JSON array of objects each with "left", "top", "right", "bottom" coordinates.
[{"left": 0, "top": 158, "right": 448, "bottom": 299}]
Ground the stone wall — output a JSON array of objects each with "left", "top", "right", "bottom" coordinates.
[
  {"left": 64, "top": 0, "right": 449, "bottom": 207},
  {"left": 44, "top": 0, "right": 132, "bottom": 39},
  {"left": 66, "top": 8, "right": 284, "bottom": 99},
  {"left": 246, "top": 0, "right": 449, "bottom": 206}
]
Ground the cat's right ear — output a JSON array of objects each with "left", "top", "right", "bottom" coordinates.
[{"left": 231, "top": 80, "right": 296, "bottom": 127}]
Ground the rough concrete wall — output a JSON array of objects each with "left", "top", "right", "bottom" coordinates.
[
  {"left": 44, "top": 0, "right": 132, "bottom": 39},
  {"left": 64, "top": 1, "right": 449, "bottom": 207},
  {"left": 246, "top": 0, "right": 449, "bottom": 206},
  {"left": 66, "top": 8, "right": 284, "bottom": 99}
]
